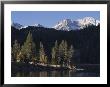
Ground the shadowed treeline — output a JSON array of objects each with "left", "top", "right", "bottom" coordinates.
[{"left": 11, "top": 24, "right": 100, "bottom": 64}]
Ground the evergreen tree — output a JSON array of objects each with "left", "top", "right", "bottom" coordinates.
[
  {"left": 67, "top": 45, "right": 74, "bottom": 67},
  {"left": 58, "top": 40, "right": 65, "bottom": 67},
  {"left": 44, "top": 55, "right": 48, "bottom": 64},
  {"left": 63, "top": 41, "right": 68, "bottom": 67},
  {"left": 20, "top": 31, "right": 36, "bottom": 63},
  {"left": 58, "top": 40, "right": 69, "bottom": 67},
  {"left": 39, "top": 42, "right": 47, "bottom": 64},
  {"left": 51, "top": 40, "right": 59, "bottom": 65},
  {"left": 51, "top": 47, "right": 56, "bottom": 65},
  {"left": 12, "top": 40, "right": 20, "bottom": 62}
]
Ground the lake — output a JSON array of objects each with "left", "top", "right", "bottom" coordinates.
[{"left": 11, "top": 64, "right": 100, "bottom": 77}]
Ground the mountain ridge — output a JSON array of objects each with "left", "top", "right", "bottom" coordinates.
[
  {"left": 53, "top": 17, "right": 100, "bottom": 31},
  {"left": 12, "top": 17, "right": 100, "bottom": 31}
]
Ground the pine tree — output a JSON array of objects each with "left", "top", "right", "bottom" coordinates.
[
  {"left": 51, "top": 40, "right": 59, "bottom": 65},
  {"left": 63, "top": 40, "right": 68, "bottom": 67},
  {"left": 12, "top": 40, "right": 20, "bottom": 62},
  {"left": 67, "top": 45, "right": 74, "bottom": 67},
  {"left": 58, "top": 40, "right": 65, "bottom": 67},
  {"left": 51, "top": 47, "right": 56, "bottom": 65},
  {"left": 44, "top": 55, "right": 48, "bottom": 64},
  {"left": 20, "top": 31, "right": 36, "bottom": 63},
  {"left": 39, "top": 42, "right": 47, "bottom": 64}
]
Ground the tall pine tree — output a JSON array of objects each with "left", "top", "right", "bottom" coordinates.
[
  {"left": 67, "top": 45, "right": 74, "bottom": 67},
  {"left": 51, "top": 40, "right": 59, "bottom": 65},
  {"left": 58, "top": 40, "right": 65, "bottom": 67},
  {"left": 12, "top": 40, "right": 20, "bottom": 62},
  {"left": 20, "top": 31, "right": 37, "bottom": 63},
  {"left": 63, "top": 40, "right": 68, "bottom": 67},
  {"left": 39, "top": 42, "right": 47, "bottom": 64}
]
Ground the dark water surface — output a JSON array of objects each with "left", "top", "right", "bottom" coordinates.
[
  {"left": 12, "top": 70, "right": 99, "bottom": 77},
  {"left": 12, "top": 64, "right": 100, "bottom": 77}
]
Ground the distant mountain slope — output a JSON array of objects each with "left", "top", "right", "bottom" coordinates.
[
  {"left": 12, "top": 17, "right": 100, "bottom": 31},
  {"left": 53, "top": 17, "right": 100, "bottom": 31},
  {"left": 11, "top": 23, "right": 24, "bottom": 30},
  {"left": 12, "top": 23, "right": 44, "bottom": 30}
]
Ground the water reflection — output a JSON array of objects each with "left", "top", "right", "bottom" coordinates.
[{"left": 12, "top": 70, "right": 99, "bottom": 77}]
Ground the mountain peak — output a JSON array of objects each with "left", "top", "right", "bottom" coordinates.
[
  {"left": 11, "top": 22, "right": 24, "bottom": 29},
  {"left": 12, "top": 23, "right": 44, "bottom": 29},
  {"left": 53, "top": 19, "right": 77, "bottom": 31},
  {"left": 53, "top": 17, "right": 100, "bottom": 31},
  {"left": 31, "top": 24, "right": 44, "bottom": 27},
  {"left": 12, "top": 17, "right": 100, "bottom": 31}
]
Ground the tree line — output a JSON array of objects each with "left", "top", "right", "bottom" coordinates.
[
  {"left": 12, "top": 24, "right": 100, "bottom": 64},
  {"left": 11, "top": 31, "right": 74, "bottom": 68}
]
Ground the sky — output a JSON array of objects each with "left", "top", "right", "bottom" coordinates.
[{"left": 11, "top": 11, "right": 100, "bottom": 28}]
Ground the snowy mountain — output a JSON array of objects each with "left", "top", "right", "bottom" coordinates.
[
  {"left": 11, "top": 23, "right": 24, "bottom": 29},
  {"left": 53, "top": 19, "right": 79, "bottom": 31},
  {"left": 77, "top": 17, "right": 100, "bottom": 29},
  {"left": 53, "top": 17, "right": 100, "bottom": 31},
  {"left": 12, "top": 23, "right": 44, "bottom": 29},
  {"left": 12, "top": 17, "right": 100, "bottom": 31},
  {"left": 30, "top": 24, "right": 44, "bottom": 27}
]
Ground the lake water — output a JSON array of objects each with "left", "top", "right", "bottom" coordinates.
[
  {"left": 13, "top": 70, "right": 99, "bottom": 77},
  {"left": 12, "top": 65, "right": 100, "bottom": 77}
]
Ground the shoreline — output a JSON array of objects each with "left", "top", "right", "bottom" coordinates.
[
  {"left": 11, "top": 62, "right": 76, "bottom": 72},
  {"left": 11, "top": 62, "right": 100, "bottom": 72}
]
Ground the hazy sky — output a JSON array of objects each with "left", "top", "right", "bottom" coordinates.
[{"left": 11, "top": 11, "right": 100, "bottom": 28}]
